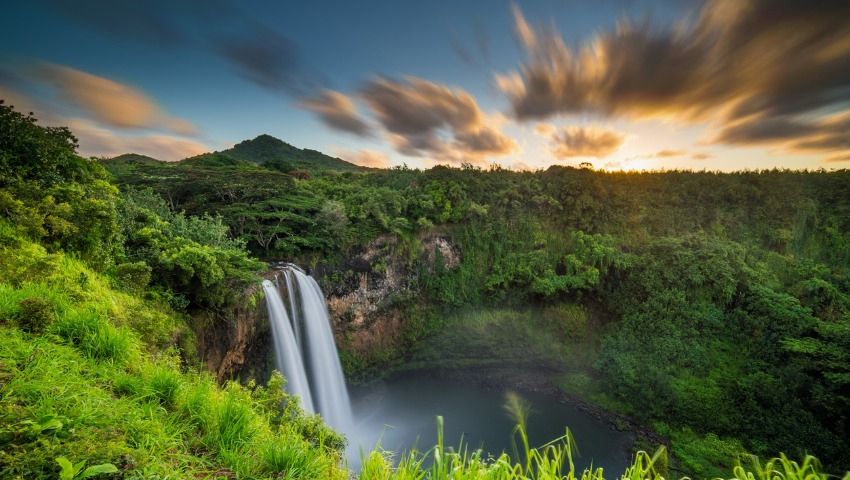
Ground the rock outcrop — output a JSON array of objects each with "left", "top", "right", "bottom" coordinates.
[{"left": 193, "top": 233, "right": 460, "bottom": 383}]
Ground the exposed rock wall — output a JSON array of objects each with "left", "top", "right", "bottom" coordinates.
[
  {"left": 193, "top": 233, "right": 460, "bottom": 383},
  {"left": 192, "top": 279, "right": 273, "bottom": 383}
]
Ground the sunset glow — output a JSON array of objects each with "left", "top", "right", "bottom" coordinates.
[{"left": 2, "top": 1, "right": 848, "bottom": 170}]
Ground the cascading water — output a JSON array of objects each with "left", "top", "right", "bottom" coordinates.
[
  {"left": 283, "top": 270, "right": 302, "bottom": 346},
  {"left": 292, "top": 269, "right": 353, "bottom": 432},
  {"left": 262, "top": 268, "right": 352, "bottom": 432},
  {"left": 261, "top": 279, "right": 314, "bottom": 413}
]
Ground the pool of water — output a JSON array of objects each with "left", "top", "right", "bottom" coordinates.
[{"left": 345, "top": 374, "right": 633, "bottom": 474}]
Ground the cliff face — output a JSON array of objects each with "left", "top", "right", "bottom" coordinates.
[
  {"left": 194, "top": 233, "right": 459, "bottom": 383},
  {"left": 192, "top": 281, "right": 274, "bottom": 383},
  {"left": 315, "top": 233, "right": 458, "bottom": 355}
]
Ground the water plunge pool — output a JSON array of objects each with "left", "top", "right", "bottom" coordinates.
[{"left": 346, "top": 374, "right": 633, "bottom": 473}]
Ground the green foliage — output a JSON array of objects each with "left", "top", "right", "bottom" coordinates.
[
  {"left": 55, "top": 457, "right": 117, "bottom": 480},
  {"left": 15, "top": 297, "right": 55, "bottom": 333},
  {"left": 116, "top": 187, "right": 264, "bottom": 310},
  {"left": 260, "top": 437, "right": 329, "bottom": 478},
  {"left": 6, "top": 101, "right": 850, "bottom": 476}
]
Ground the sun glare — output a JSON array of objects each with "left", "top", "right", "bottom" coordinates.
[{"left": 605, "top": 158, "right": 651, "bottom": 172}]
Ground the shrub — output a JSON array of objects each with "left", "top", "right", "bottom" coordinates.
[
  {"left": 16, "top": 297, "right": 55, "bottom": 333},
  {"left": 114, "top": 261, "right": 152, "bottom": 292}
]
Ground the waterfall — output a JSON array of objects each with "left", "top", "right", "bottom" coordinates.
[
  {"left": 262, "top": 269, "right": 353, "bottom": 432},
  {"left": 261, "top": 280, "right": 314, "bottom": 413},
  {"left": 283, "top": 270, "right": 302, "bottom": 347},
  {"left": 292, "top": 270, "right": 353, "bottom": 432}
]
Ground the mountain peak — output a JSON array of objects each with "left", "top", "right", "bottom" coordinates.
[{"left": 220, "top": 135, "right": 360, "bottom": 171}]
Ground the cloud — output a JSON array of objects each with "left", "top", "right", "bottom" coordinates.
[
  {"left": 38, "top": 0, "right": 190, "bottom": 45},
  {"left": 507, "top": 160, "right": 534, "bottom": 172},
  {"left": 500, "top": 1, "right": 850, "bottom": 161},
  {"left": 66, "top": 118, "right": 209, "bottom": 161},
  {"left": 823, "top": 153, "right": 850, "bottom": 164},
  {"left": 534, "top": 123, "right": 557, "bottom": 136},
  {"left": 623, "top": 148, "right": 690, "bottom": 161},
  {"left": 548, "top": 125, "right": 625, "bottom": 158},
  {"left": 332, "top": 148, "right": 390, "bottom": 168},
  {"left": 692, "top": 152, "right": 713, "bottom": 160},
  {"left": 1, "top": 79, "right": 209, "bottom": 161},
  {"left": 449, "top": 31, "right": 479, "bottom": 67},
  {"left": 511, "top": 4, "right": 538, "bottom": 52},
  {"left": 212, "top": 23, "right": 324, "bottom": 97},
  {"left": 361, "top": 76, "right": 517, "bottom": 164},
  {"left": 654, "top": 149, "right": 686, "bottom": 158},
  {"left": 448, "top": 18, "right": 492, "bottom": 67},
  {"left": 26, "top": 64, "right": 197, "bottom": 135},
  {"left": 712, "top": 111, "right": 850, "bottom": 155},
  {"left": 301, "top": 89, "right": 372, "bottom": 137},
  {"left": 38, "top": 0, "right": 323, "bottom": 97}
]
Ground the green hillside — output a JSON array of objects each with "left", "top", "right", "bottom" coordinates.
[
  {"left": 220, "top": 134, "right": 361, "bottom": 172},
  {"left": 101, "top": 153, "right": 164, "bottom": 165}
]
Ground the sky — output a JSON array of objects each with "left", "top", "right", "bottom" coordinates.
[{"left": 2, "top": 0, "right": 849, "bottom": 172}]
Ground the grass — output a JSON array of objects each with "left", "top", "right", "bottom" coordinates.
[
  {"left": 357, "top": 414, "right": 849, "bottom": 480},
  {"left": 0, "top": 234, "right": 347, "bottom": 479}
]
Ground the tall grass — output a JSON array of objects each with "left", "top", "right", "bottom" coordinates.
[
  {"left": 261, "top": 435, "right": 330, "bottom": 478},
  {"left": 51, "top": 307, "right": 137, "bottom": 363}
]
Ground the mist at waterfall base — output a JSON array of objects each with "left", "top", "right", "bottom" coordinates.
[{"left": 263, "top": 269, "right": 631, "bottom": 472}]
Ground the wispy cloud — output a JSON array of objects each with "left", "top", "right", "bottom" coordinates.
[
  {"left": 500, "top": 1, "right": 850, "bottom": 162},
  {"left": 627, "top": 149, "right": 688, "bottom": 160},
  {"left": 547, "top": 125, "right": 626, "bottom": 158},
  {"left": 38, "top": 0, "right": 324, "bottom": 97},
  {"left": 66, "top": 118, "right": 208, "bottom": 161},
  {"left": 1, "top": 64, "right": 209, "bottom": 161},
  {"left": 302, "top": 89, "right": 372, "bottom": 137},
  {"left": 360, "top": 76, "right": 518, "bottom": 165},
  {"left": 823, "top": 153, "right": 850, "bottom": 164},
  {"left": 32, "top": 64, "right": 197, "bottom": 134},
  {"left": 331, "top": 147, "right": 390, "bottom": 168}
]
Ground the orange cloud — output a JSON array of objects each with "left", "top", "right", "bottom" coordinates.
[
  {"left": 549, "top": 126, "right": 625, "bottom": 159},
  {"left": 501, "top": 1, "right": 850, "bottom": 162},
  {"left": 331, "top": 148, "right": 390, "bottom": 168},
  {"left": 823, "top": 153, "right": 850, "bottom": 164},
  {"left": 654, "top": 149, "right": 686, "bottom": 158},
  {"left": 302, "top": 89, "right": 372, "bottom": 136},
  {"left": 66, "top": 118, "right": 209, "bottom": 161},
  {"left": 534, "top": 123, "right": 557, "bottom": 136},
  {"left": 34, "top": 64, "right": 198, "bottom": 135},
  {"left": 361, "top": 76, "right": 517, "bottom": 165}
]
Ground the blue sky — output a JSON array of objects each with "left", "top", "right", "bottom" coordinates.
[{"left": 2, "top": 0, "right": 848, "bottom": 171}]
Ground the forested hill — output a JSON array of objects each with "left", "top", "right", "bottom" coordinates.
[{"left": 220, "top": 134, "right": 361, "bottom": 172}]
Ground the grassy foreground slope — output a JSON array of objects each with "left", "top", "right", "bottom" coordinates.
[{"left": 0, "top": 231, "right": 345, "bottom": 479}]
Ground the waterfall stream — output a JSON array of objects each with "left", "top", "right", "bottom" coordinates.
[
  {"left": 261, "top": 279, "right": 314, "bottom": 413},
  {"left": 262, "top": 268, "right": 352, "bottom": 432}
]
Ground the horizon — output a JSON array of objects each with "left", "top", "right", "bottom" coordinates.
[{"left": 2, "top": 1, "right": 849, "bottom": 172}]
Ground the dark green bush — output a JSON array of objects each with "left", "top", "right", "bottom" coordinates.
[{"left": 16, "top": 297, "right": 55, "bottom": 334}]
